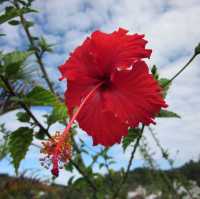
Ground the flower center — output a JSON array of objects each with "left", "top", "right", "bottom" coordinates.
[{"left": 100, "top": 75, "right": 111, "bottom": 91}]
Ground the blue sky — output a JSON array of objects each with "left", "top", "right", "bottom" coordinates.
[{"left": 0, "top": 0, "right": 200, "bottom": 185}]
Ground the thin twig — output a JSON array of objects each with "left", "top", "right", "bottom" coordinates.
[
  {"left": 105, "top": 157, "right": 114, "bottom": 188},
  {"left": 70, "top": 160, "right": 97, "bottom": 193},
  {"left": 112, "top": 125, "right": 145, "bottom": 199},
  {"left": 164, "top": 53, "right": 197, "bottom": 88}
]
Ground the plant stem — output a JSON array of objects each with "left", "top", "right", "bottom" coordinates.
[
  {"left": 165, "top": 54, "right": 197, "bottom": 87},
  {"left": 105, "top": 157, "right": 114, "bottom": 189},
  {"left": 0, "top": 75, "right": 51, "bottom": 138},
  {"left": 13, "top": 0, "right": 55, "bottom": 95},
  {"left": 112, "top": 125, "right": 145, "bottom": 199},
  {"left": 70, "top": 160, "right": 98, "bottom": 193},
  {"left": 149, "top": 127, "right": 195, "bottom": 199}
]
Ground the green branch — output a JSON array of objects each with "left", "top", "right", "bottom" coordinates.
[
  {"left": 0, "top": 75, "right": 51, "bottom": 138},
  {"left": 13, "top": 0, "right": 55, "bottom": 95},
  {"left": 112, "top": 124, "right": 145, "bottom": 198}
]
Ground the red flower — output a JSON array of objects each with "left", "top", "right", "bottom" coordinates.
[
  {"left": 59, "top": 28, "right": 167, "bottom": 146},
  {"left": 40, "top": 131, "right": 72, "bottom": 177}
]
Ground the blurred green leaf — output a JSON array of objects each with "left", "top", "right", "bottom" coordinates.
[
  {"left": 16, "top": 111, "right": 31, "bottom": 123},
  {"left": 65, "top": 161, "right": 74, "bottom": 172},
  {"left": 157, "top": 109, "right": 181, "bottom": 118},
  {"left": 0, "top": 124, "right": 10, "bottom": 161},
  {"left": 38, "top": 37, "right": 54, "bottom": 54},
  {"left": 1, "top": 50, "right": 33, "bottom": 78},
  {"left": 26, "top": 86, "right": 59, "bottom": 106},
  {"left": 68, "top": 176, "right": 75, "bottom": 185},
  {"left": 26, "top": 86, "right": 68, "bottom": 124},
  {"left": 0, "top": 0, "right": 9, "bottom": 4},
  {"left": 151, "top": 65, "right": 159, "bottom": 80},
  {"left": 122, "top": 128, "right": 140, "bottom": 151},
  {"left": 159, "top": 78, "right": 171, "bottom": 98},
  {"left": 0, "top": 7, "right": 37, "bottom": 25},
  {"left": 8, "top": 19, "right": 20, "bottom": 25},
  {"left": 18, "top": 0, "right": 27, "bottom": 6},
  {"left": 8, "top": 127, "right": 33, "bottom": 174},
  {"left": 34, "top": 129, "right": 46, "bottom": 140},
  {"left": 151, "top": 64, "right": 171, "bottom": 98},
  {"left": 24, "top": 20, "right": 34, "bottom": 28},
  {"left": 48, "top": 103, "right": 67, "bottom": 126},
  {"left": 99, "top": 163, "right": 104, "bottom": 169},
  {"left": 73, "top": 177, "right": 87, "bottom": 189},
  {"left": 108, "top": 160, "right": 116, "bottom": 165}
]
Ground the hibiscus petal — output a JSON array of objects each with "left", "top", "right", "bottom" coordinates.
[
  {"left": 91, "top": 28, "right": 152, "bottom": 71},
  {"left": 59, "top": 38, "right": 103, "bottom": 81},
  {"left": 59, "top": 28, "right": 151, "bottom": 82},
  {"left": 102, "top": 61, "right": 167, "bottom": 126},
  {"left": 66, "top": 86, "right": 128, "bottom": 146},
  {"left": 65, "top": 80, "right": 94, "bottom": 115}
]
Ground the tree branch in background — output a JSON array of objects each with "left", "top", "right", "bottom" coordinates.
[
  {"left": 70, "top": 160, "right": 98, "bottom": 193},
  {"left": 0, "top": 75, "right": 51, "bottom": 138},
  {"left": 112, "top": 124, "right": 145, "bottom": 198},
  {"left": 149, "top": 127, "right": 195, "bottom": 199},
  {"left": 13, "top": 0, "right": 55, "bottom": 95}
]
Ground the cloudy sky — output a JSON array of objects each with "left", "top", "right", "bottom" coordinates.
[{"left": 0, "top": 0, "right": 200, "bottom": 185}]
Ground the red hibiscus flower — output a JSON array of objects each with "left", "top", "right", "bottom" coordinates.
[{"left": 59, "top": 28, "right": 167, "bottom": 146}]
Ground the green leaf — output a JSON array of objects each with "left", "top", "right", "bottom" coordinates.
[
  {"left": 34, "top": 129, "right": 46, "bottom": 140},
  {"left": 159, "top": 78, "right": 171, "bottom": 98},
  {"left": 8, "top": 127, "right": 33, "bottom": 174},
  {"left": 2, "top": 51, "right": 33, "bottom": 78},
  {"left": 159, "top": 78, "right": 170, "bottom": 88},
  {"left": 157, "top": 109, "right": 181, "bottom": 118},
  {"left": 3, "top": 51, "right": 33, "bottom": 67},
  {"left": 26, "top": 86, "right": 60, "bottom": 106},
  {"left": 68, "top": 176, "right": 75, "bottom": 185},
  {"left": 99, "top": 163, "right": 104, "bottom": 169},
  {"left": 18, "top": 0, "right": 27, "bottom": 6},
  {"left": 0, "top": 124, "right": 9, "bottom": 161},
  {"left": 0, "top": 143, "right": 8, "bottom": 160},
  {"left": 0, "top": 7, "right": 37, "bottom": 25},
  {"left": 122, "top": 128, "right": 140, "bottom": 151},
  {"left": 65, "top": 161, "right": 73, "bottom": 172},
  {"left": 8, "top": 20, "right": 20, "bottom": 25},
  {"left": 0, "top": 78, "right": 5, "bottom": 88},
  {"left": 151, "top": 65, "right": 159, "bottom": 80},
  {"left": 0, "top": 33, "right": 6, "bottom": 36},
  {"left": 26, "top": 86, "right": 68, "bottom": 123},
  {"left": 16, "top": 111, "right": 31, "bottom": 123},
  {"left": 24, "top": 20, "right": 34, "bottom": 28},
  {"left": 0, "top": 0, "right": 9, "bottom": 4},
  {"left": 48, "top": 103, "right": 67, "bottom": 125},
  {"left": 108, "top": 160, "right": 116, "bottom": 165},
  {"left": 38, "top": 37, "right": 54, "bottom": 53},
  {"left": 74, "top": 177, "right": 87, "bottom": 189}
]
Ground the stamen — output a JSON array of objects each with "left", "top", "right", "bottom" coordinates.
[{"left": 40, "top": 82, "right": 103, "bottom": 176}]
